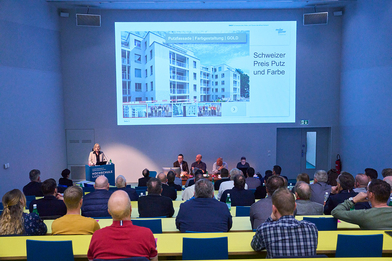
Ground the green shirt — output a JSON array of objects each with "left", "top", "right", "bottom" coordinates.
[{"left": 331, "top": 199, "right": 392, "bottom": 230}]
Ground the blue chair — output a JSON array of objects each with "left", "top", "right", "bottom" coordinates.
[
  {"left": 182, "top": 237, "right": 228, "bottom": 260},
  {"left": 302, "top": 217, "right": 337, "bottom": 231},
  {"left": 335, "top": 234, "right": 383, "bottom": 257},
  {"left": 83, "top": 186, "right": 95, "bottom": 195},
  {"left": 149, "top": 171, "right": 157, "bottom": 178},
  {"left": 26, "top": 239, "right": 74, "bottom": 261},
  {"left": 236, "top": 206, "right": 251, "bottom": 216},
  {"left": 131, "top": 219, "right": 162, "bottom": 233},
  {"left": 135, "top": 186, "right": 147, "bottom": 196},
  {"left": 25, "top": 195, "right": 36, "bottom": 209},
  {"left": 0, "top": 202, "right": 3, "bottom": 210}
]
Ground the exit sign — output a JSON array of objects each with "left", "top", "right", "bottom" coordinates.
[{"left": 301, "top": 120, "right": 309, "bottom": 125}]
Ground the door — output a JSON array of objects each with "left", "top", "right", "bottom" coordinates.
[{"left": 276, "top": 127, "right": 331, "bottom": 179}]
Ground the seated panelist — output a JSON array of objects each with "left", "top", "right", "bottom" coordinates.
[
  {"left": 173, "top": 154, "right": 189, "bottom": 175},
  {"left": 89, "top": 143, "right": 108, "bottom": 166}
]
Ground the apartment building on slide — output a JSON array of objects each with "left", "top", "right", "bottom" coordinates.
[{"left": 121, "top": 31, "right": 241, "bottom": 104}]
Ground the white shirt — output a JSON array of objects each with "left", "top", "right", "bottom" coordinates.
[
  {"left": 182, "top": 184, "right": 195, "bottom": 201},
  {"left": 217, "top": 180, "right": 248, "bottom": 200}
]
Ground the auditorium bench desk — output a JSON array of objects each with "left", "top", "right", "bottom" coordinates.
[
  {"left": 1, "top": 231, "right": 392, "bottom": 260},
  {"left": 43, "top": 215, "right": 358, "bottom": 234}
]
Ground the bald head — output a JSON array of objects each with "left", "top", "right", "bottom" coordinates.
[
  {"left": 383, "top": 176, "right": 392, "bottom": 190},
  {"left": 355, "top": 174, "right": 368, "bottom": 188},
  {"left": 196, "top": 154, "right": 202, "bottom": 163},
  {"left": 294, "top": 181, "right": 311, "bottom": 200},
  {"left": 157, "top": 172, "right": 167, "bottom": 183},
  {"left": 108, "top": 190, "right": 131, "bottom": 220},
  {"left": 94, "top": 175, "right": 109, "bottom": 190}
]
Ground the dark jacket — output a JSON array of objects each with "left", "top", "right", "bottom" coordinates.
[
  {"left": 161, "top": 184, "right": 177, "bottom": 200},
  {"left": 168, "top": 182, "right": 182, "bottom": 192},
  {"left": 138, "top": 177, "right": 151, "bottom": 187},
  {"left": 310, "top": 182, "right": 332, "bottom": 204},
  {"left": 81, "top": 189, "right": 112, "bottom": 217},
  {"left": 214, "top": 177, "right": 230, "bottom": 191},
  {"left": 176, "top": 198, "right": 232, "bottom": 233},
  {"left": 29, "top": 195, "right": 67, "bottom": 219},
  {"left": 118, "top": 187, "right": 139, "bottom": 201},
  {"left": 138, "top": 194, "right": 174, "bottom": 218},
  {"left": 324, "top": 189, "right": 371, "bottom": 215},
  {"left": 220, "top": 187, "right": 255, "bottom": 206},
  {"left": 23, "top": 182, "right": 44, "bottom": 197},
  {"left": 173, "top": 160, "right": 189, "bottom": 174},
  {"left": 254, "top": 185, "right": 267, "bottom": 199},
  {"left": 59, "top": 178, "right": 73, "bottom": 187}
]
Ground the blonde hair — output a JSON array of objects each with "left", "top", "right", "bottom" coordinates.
[
  {"left": 64, "top": 186, "right": 83, "bottom": 209},
  {"left": 93, "top": 143, "right": 100, "bottom": 150},
  {"left": 0, "top": 189, "right": 26, "bottom": 235}
]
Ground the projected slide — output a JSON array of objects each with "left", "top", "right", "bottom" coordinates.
[{"left": 115, "top": 21, "right": 296, "bottom": 125}]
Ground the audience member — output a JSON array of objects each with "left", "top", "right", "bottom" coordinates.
[
  {"left": 291, "top": 173, "right": 310, "bottom": 193},
  {"left": 217, "top": 168, "right": 248, "bottom": 200},
  {"left": 296, "top": 173, "right": 310, "bottom": 184},
  {"left": 236, "top": 156, "right": 250, "bottom": 175},
  {"left": 138, "top": 168, "right": 151, "bottom": 187},
  {"left": 157, "top": 172, "right": 177, "bottom": 200},
  {"left": 327, "top": 169, "right": 339, "bottom": 186},
  {"left": 176, "top": 179, "right": 232, "bottom": 233},
  {"left": 29, "top": 178, "right": 66, "bottom": 218},
  {"left": 220, "top": 174, "right": 255, "bottom": 206},
  {"left": 190, "top": 154, "right": 207, "bottom": 174},
  {"left": 81, "top": 175, "right": 112, "bottom": 217},
  {"left": 167, "top": 171, "right": 182, "bottom": 191},
  {"left": 254, "top": 170, "right": 272, "bottom": 199},
  {"left": 324, "top": 172, "right": 370, "bottom": 215},
  {"left": 182, "top": 171, "right": 204, "bottom": 201},
  {"left": 23, "top": 169, "right": 44, "bottom": 197},
  {"left": 214, "top": 168, "right": 230, "bottom": 190},
  {"left": 245, "top": 167, "right": 261, "bottom": 189},
  {"left": 251, "top": 188, "right": 318, "bottom": 258},
  {"left": 353, "top": 173, "right": 368, "bottom": 193},
  {"left": 87, "top": 190, "right": 158, "bottom": 261},
  {"left": 382, "top": 168, "right": 392, "bottom": 178},
  {"left": 310, "top": 170, "right": 331, "bottom": 205},
  {"left": 59, "top": 168, "right": 73, "bottom": 187},
  {"left": 52, "top": 186, "right": 100, "bottom": 234},
  {"left": 332, "top": 179, "right": 392, "bottom": 229},
  {"left": 250, "top": 175, "right": 286, "bottom": 229},
  {"left": 272, "top": 165, "right": 288, "bottom": 181},
  {"left": 173, "top": 153, "right": 189, "bottom": 175},
  {"left": 211, "top": 157, "right": 228, "bottom": 174},
  {"left": 383, "top": 176, "right": 392, "bottom": 205},
  {"left": 294, "top": 181, "right": 323, "bottom": 215},
  {"left": 364, "top": 168, "right": 378, "bottom": 181},
  {"left": 0, "top": 189, "right": 46, "bottom": 235},
  {"left": 138, "top": 178, "right": 174, "bottom": 217},
  {"left": 115, "top": 175, "right": 138, "bottom": 201}
]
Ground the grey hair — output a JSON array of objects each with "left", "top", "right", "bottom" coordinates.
[
  {"left": 314, "top": 170, "right": 328, "bottom": 183},
  {"left": 230, "top": 168, "right": 243, "bottom": 180},
  {"left": 29, "top": 169, "right": 41, "bottom": 182},
  {"left": 195, "top": 179, "right": 214, "bottom": 198},
  {"left": 294, "top": 181, "right": 311, "bottom": 200},
  {"left": 115, "top": 175, "right": 126, "bottom": 188}
]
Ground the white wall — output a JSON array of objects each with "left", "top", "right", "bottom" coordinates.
[
  {"left": 0, "top": 0, "right": 66, "bottom": 197},
  {"left": 60, "top": 8, "right": 342, "bottom": 182}
]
